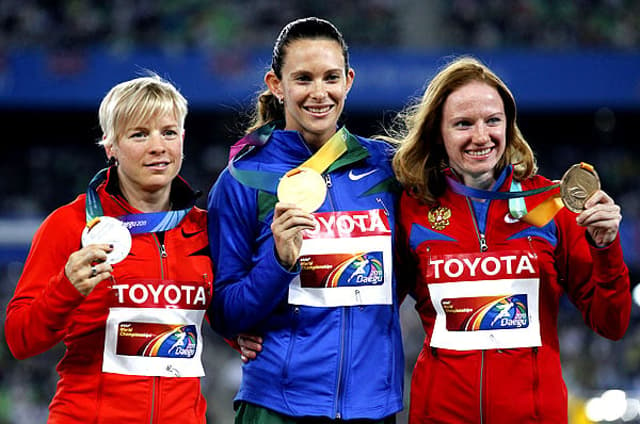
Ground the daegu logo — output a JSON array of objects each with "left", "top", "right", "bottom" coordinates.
[
  {"left": 122, "top": 220, "right": 147, "bottom": 229},
  {"left": 442, "top": 294, "right": 529, "bottom": 331},
  {"left": 469, "top": 295, "right": 529, "bottom": 331},
  {"left": 325, "top": 252, "right": 384, "bottom": 287},
  {"left": 141, "top": 325, "right": 197, "bottom": 358}
]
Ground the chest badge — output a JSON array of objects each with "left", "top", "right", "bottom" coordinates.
[{"left": 428, "top": 206, "right": 451, "bottom": 231}]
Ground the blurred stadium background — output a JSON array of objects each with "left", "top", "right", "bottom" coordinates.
[{"left": 0, "top": 1, "right": 639, "bottom": 423}]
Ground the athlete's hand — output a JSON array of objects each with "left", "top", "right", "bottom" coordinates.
[
  {"left": 64, "top": 244, "right": 114, "bottom": 296},
  {"left": 576, "top": 190, "right": 622, "bottom": 247},
  {"left": 238, "top": 333, "right": 263, "bottom": 363},
  {"left": 271, "top": 202, "right": 316, "bottom": 270}
]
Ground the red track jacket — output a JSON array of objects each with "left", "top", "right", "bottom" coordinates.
[
  {"left": 5, "top": 168, "right": 213, "bottom": 423},
  {"left": 398, "top": 167, "right": 631, "bottom": 423}
]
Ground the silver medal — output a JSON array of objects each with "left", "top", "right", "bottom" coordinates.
[{"left": 81, "top": 216, "right": 131, "bottom": 264}]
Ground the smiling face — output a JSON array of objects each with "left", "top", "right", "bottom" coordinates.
[
  {"left": 440, "top": 80, "right": 507, "bottom": 189},
  {"left": 266, "top": 38, "right": 354, "bottom": 149},
  {"left": 106, "top": 111, "right": 183, "bottom": 208}
]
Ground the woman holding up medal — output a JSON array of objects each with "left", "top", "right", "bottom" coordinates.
[
  {"left": 207, "top": 17, "right": 403, "bottom": 423},
  {"left": 387, "top": 56, "right": 631, "bottom": 423},
  {"left": 5, "top": 75, "right": 214, "bottom": 423}
]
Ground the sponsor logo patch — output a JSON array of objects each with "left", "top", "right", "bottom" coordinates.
[
  {"left": 301, "top": 252, "right": 384, "bottom": 288},
  {"left": 181, "top": 228, "right": 205, "bottom": 238},
  {"left": 441, "top": 294, "right": 529, "bottom": 331},
  {"left": 116, "top": 323, "right": 197, "bottom": 358},
  {"left": 348, "top": 169, "right": 378, "bottom": 181}
]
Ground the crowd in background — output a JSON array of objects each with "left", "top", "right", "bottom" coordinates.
[
  {"left": 0, "top": 0, "right": 639, "bottom": 52},
  {"left": 0, "top": 1, "right": 638, "bottom": 423}
]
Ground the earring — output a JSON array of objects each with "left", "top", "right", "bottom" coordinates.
[
  {"left": 107, "top": 157, "right": 118, "bottom": 167},
  {"left": 278, "top": 96, "right": 284, "bottom": 105}
]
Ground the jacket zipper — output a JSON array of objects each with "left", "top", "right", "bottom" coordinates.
[
  {"left": 151, "top": 232, "right": 168, "bottom": 423},
  {"left": 333, "top": 170, "right": 346, "bottom": 418},
  {"left": 376, "top": 197, "right": 390, "bottom": 217},
  {"left": 532, "top": 347, "right": 540, "bottom": 419},
  {"left": 150, "top": 377, "right": 159, "bottom": 424},
  {"left": 479, "top": 351, "right": 485, "bottom": 424},
  {"left": 334, "top": 306, "right": 350, "bottom": 419},
  {"left": 153, "top": 233, "right": 167, "bottom": 279},
  {"left": 322, "top": 171, "right": 348, "bottom": 419},
  {"left": 324, "top": 174, "right": 336, "bottom": 211},
  {"left": 464, "top": 197, "right": 488, "bottom": 422},
  {"left": 465, "top": 197, "right": 488, "bottom": 252}
]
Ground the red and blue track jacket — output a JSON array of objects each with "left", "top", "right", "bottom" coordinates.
[{"left": 398, "top": 166, "right": 631, "bottom": 423}]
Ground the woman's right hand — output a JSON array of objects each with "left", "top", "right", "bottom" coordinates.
[
  {"left": 238, "top": 334, "right": 264, "bottom": 363},
  {"left": 271, "top": 202, "right": 316, "bottom": 270},
  {"left": 64, "top": 244, "right": 114, "bottom": 296}
]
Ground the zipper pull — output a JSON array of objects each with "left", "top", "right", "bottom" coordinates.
[
  {"left": 160, "top": 244, "right": 168, "bottom": 258},
  {"left": 376, "top": 197, "right": 390, "bottom": 216},
  {"left": 324, "top": 174, "right": 332, "bottom": 188},
  {"left": 479, "top": 234, "right": 488, "bottom": 252}
]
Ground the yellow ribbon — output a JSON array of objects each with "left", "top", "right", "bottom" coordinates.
[{"left": 284, "top": 127, "right": 348, "bottom": 177}]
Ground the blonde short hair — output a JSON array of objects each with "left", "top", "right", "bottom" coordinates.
[{"left": 98, "top": 74, "right": 187, "bottom": 148}]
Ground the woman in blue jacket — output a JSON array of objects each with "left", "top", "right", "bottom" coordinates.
[{"left": 207, "top": 17, "right": 404, "bottom": 423}]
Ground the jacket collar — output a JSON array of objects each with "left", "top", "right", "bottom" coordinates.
[
  {"left": 103, "top": 166, "right": 200, "bottom": 211},
  {"left": 443, "top": 165, "right": 513, "bottom": 193},
  {"left": 269, "top": 127, "right": 370, "bottom": 173}
]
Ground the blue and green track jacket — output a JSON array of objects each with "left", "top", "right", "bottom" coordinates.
[{"left": 207, "top": 128, "right": 404, "bottom": 420}]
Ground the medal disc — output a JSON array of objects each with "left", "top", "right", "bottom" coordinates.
[
  {"left": 81, "top": 216, "right": 132, "bottom": 264},
  {"left": 277, "top": 167, "right": 327, "bottom": 213},
  {"left": 560, "top": 163, "right": 600, "bottom": 213}
]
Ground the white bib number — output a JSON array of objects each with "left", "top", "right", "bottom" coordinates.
[{"left": 288, "top": 210, "right": 393, "bottom": 307}]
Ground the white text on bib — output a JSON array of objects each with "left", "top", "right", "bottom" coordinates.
[
  {"left": 288, "top": 209, "right": 393, "bottom": 307},
  {"left": 427, "top": 251, "right": 541, "bottom": 351},
  {"left": 103, "top": 279, "right": 211, "bottom": 377}
]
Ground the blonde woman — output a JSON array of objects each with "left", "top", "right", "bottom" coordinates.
[{"left": 5, "top": 75, "right": 214, "bottom": 423}]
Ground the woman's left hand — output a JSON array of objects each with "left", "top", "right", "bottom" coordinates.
[
  {"left": 237, "top": 333, "right": 263, "bottom": 363},
  {"left": 575, "top": 190, "right": 622, "bottom": 247}
]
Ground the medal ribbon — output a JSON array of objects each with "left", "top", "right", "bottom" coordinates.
[
  {"left": 228, "top": 124, "right": 349, "bottom": 193},
  {"left": 446, "top": 176, "right": 563, "bottom": 227},
  {"left": 226, "top": 122, "right": 281, "bottom": 192},
  {"left": 85, "top": 168, "right": 191, "bottom": 234}
]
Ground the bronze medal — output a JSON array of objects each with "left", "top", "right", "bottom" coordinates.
[
  {"left": 277, "top": 167, "right": 327, "bottom": 213},
  {"left": 560, "top": 163, "right": 600, "bottom": 213}
]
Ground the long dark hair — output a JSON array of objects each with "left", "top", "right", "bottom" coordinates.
[{"left": 246, "top": 17, "right": 349, "bottom": 133}]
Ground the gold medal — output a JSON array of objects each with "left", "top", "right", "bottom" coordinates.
[
  {"left": 560, "top": 163, "right": 600, "bottom": 213},
  {"left": 81, "top": 216, "right": 132, "bottom": 264},
  {"left": 277, "top": 167, "right": 327, "bottom": 213}
]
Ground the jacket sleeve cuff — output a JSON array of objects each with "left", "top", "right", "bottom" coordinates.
[
  {"left": 588, "top": 234, "right": 628, "bottom": 287},
  {"left": 40, "top": 269, "right": 85, "bottom": 330},
  {"left": 272, "top": 247, "right": 302, "bottom": 274}
]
